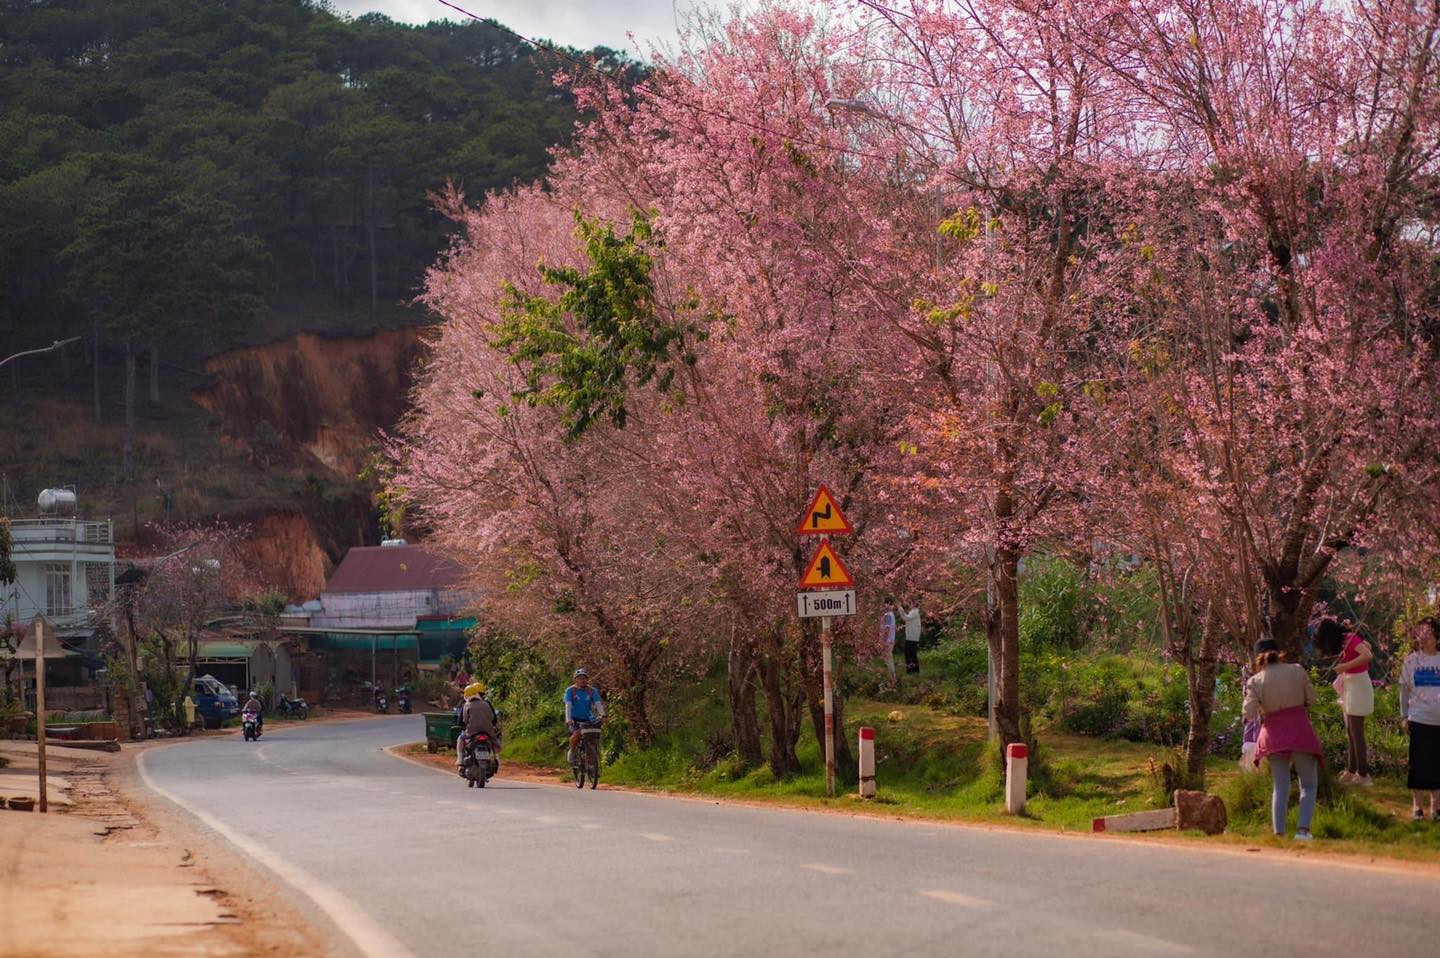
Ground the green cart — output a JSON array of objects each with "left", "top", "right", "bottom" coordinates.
[{"left": 423, "top": 711, "right": 462, "bottom": 753}]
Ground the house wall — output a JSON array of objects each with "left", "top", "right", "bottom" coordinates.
[{"left": 312, "top": 589, "right": 443, "bottom": 630}]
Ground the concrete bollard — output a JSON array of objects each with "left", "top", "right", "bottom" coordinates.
[
  {"left": 858, "top": 726, "right": 876, "bottom": 798},
  {"left": 1004, "top": 742, "right": 1028, "bottom": 814}
]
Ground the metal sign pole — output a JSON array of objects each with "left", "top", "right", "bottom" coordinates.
[
  {"left": 34, "top": 618, "right": 48, "bottom": 813},
  {"left": 822, "top": 614, "right": 835, "bottom": 797}
]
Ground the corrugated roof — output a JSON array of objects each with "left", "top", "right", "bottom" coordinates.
[{"left": 323, "top": 545, "right": 465, "bottom": 594}]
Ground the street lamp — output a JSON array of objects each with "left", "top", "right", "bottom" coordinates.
[{"left": 0, "top": 337, "right": 82, "bottom": 370}]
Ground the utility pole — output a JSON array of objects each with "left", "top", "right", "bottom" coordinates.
[{"left": 32, "top": 616, "right": 48, "bottom": 813}]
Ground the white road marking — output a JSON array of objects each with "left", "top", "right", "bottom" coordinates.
[
  {"left": 713, "top": 846, "right": 752, "bottom": 854},
  {"left": 137, "top": 749, "right": 416, "bottom": 958},
  {"left": 640, "top": 832, "right": 674, "bottom": 843},
  {"left": 802, "top": 864, "right": 853, "bottom": 875},
  {"left": 494, "top": 808, "right": 521, "bottom": 815},
  {"left": 581, "top": 823, "right": 603, "bottom": 830},
  {"left": 1101, "top": 930, "right": 1195, "bottom": 954},
  {"left": 919, "top": 889, "right": 992, "bottom": 908},
  {"left": 533, "top": 815, "right": 560, "bottom": 823}
]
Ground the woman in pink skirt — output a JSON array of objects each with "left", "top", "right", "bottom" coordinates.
[{"left": 1244, "top": 638, "right": 1325, "bottom": 840}]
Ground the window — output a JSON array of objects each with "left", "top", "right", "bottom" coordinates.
[{"left": 44, "top": 563, "right": 72, "bottom": 617}]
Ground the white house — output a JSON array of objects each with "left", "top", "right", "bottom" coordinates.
[
  {"left": 3, "top": 513, "right": 115, "bottom": 638},
  {"left": 2, "top": 493, "right": 116, "bottom": 710}
]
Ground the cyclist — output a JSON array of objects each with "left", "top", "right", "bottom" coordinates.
[
  {"left": 456, "top": 682, "right": 500, "bottom": 773},
  {"left": 564, "top": 669, "right": 605, "bottom": 766}
]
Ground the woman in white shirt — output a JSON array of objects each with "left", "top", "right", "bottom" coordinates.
[{"left": 1400, "top": 617, "right": 1440, "bottom": 821}]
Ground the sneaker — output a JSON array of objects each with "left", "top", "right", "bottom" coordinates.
[
  {"left": 1293, "top": 831, "right": 1313, "bottom": 842},
  {"left": 1355, "top": 775, "right": 1374, "bottom": 787},
  {"left": 1337, "top": 771, "right": 1358, "bottom": 784}
]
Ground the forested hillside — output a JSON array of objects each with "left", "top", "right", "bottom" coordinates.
[{"left": 0, "top": 0, "right": 614, "bottom": 470}]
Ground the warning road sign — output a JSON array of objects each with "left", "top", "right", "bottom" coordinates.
[
  {"left": 799, "top": 540, "right": 855, "bottom": 589},
  {"left": 797, "top": 485, "right": 853, "bottom": 535}
]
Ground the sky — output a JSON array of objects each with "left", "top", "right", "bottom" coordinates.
[{"left": 327, "top": 1, "right": 701, "bottom": 56}]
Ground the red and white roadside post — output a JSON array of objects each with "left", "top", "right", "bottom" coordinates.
[
  {"left": 858, "top": 726, "right": 876, "bottom": 798},
  {"left": 1004, "top": 742, "right": 1027, "bottom": 815}
]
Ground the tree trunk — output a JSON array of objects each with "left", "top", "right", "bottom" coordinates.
[
  {"left": 122, "top": 343, "right": 136, "bottom": 477},
  {"left": 757, "top": 626, "right": 802, "bottom": 776},
  {"left": 1184, "top": 639, "right": 1220, "bottom": 781},
  {"left": 991, "top": 547, "right": 1024, "bottom": 750},
  {"left": 727, "top": 631, "right": 763, "bottom": 767},
  {"left": 91, "top": 318, "right": 102, "bottom": 424},
  {"left": 147, "top": 344, "right": 160, "bottom": 405},
  {"left": 366, "top": 161, "right": 378, "bottom": 314}
]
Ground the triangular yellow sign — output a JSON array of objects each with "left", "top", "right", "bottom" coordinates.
[
  {"left": 797, "top": 485, "right": 853, "bottom": 535},
  {"left": 799, "top": 541, "right": 855, "bottom": 589}
]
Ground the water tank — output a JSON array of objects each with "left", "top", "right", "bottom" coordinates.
[
  {"left": 37, "top": 488, "right": 77, "bottom": 515},
  {"left": 380, "top": 538, "right": 408, "bottom": 547}
]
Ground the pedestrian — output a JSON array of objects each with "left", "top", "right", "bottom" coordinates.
[
  {"left": 903, "top": 604, "right": 921, "bottom": 674},
  {"left": 1316, "top": 619, "right": 1374, "bottom": 786},
  {"left": 1400, "top": 616, "right": 1440, "bottom": 821},
  {"left": 1243, "top": 638, "right": 1324, "bottom": 841},
  {"left": 879, "top": 598, "right": 898, "bottom": 686}
]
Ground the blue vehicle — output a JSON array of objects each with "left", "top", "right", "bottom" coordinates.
[{"left": 192, "top": 674, "right": 241, "bottom": 729}]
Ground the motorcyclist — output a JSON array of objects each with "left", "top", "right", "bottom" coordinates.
[
  {"left": 564, "top": 669, "right": 604, "bottom": 766},
  {"left": 456, "top": 682, "right": 500, "bottom": 774},
  {"left": 242, "top": 691, "right": 263, "bottom": 734}
]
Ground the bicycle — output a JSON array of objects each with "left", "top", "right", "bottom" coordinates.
[{"left": 571, "top": 720, "right": 602, "bottom": 789}]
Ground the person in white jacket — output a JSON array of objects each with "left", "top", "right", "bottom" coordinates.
[{"left": 1400, "top": 617, "right": 1440, "bottom": 821}]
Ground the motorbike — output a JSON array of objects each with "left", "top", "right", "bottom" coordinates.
[
  {"left": 242, "top": 711, "right": 262, "bottom": 742},
  {"left": 460, "top": 732, "right": 498, "bottom": 788},
  {"left": 277, "top": 694, "right": 309, "bottom": 720},
  {"left": 376, "top": 691, "right": 389, "bottom": 713},
  {"left": 396, "top": 687, "right": 411, "bottom": 714}
]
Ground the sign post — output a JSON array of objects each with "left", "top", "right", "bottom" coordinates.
[
  {"left": 32, "top": 616, "right": 48, "bottom": 813},
  {"left": 797, "top": 487, "right": 855, "bottom": 798}
]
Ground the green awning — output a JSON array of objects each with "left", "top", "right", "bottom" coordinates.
[
  {"left": 196, "top": 642, "right": 254, "bottom": 660},
  {"left": 308, "top": 634, "right": 419, "bottom": 652},
  {"left": 417, "top": 617, "right": 476, "bottom": 633}
]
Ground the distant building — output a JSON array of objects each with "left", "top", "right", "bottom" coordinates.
[
  {"left": 1, "top": 493, "right": 116, "bottom": 710},
  {"left": 282, "top": 542, "right": 476, "bottom": 699}
]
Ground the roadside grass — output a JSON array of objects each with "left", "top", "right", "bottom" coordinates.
[{"left": 476, "top": 694, "right": 1440, "bottom": 862}]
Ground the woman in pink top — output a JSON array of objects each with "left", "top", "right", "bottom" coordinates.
[{"left": 1316, "top": 619, "right": 1374, "bottom": 785}]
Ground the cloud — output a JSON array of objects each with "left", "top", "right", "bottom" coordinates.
[{"left": 327, "top": 0, "right": 694, "bottom": 55}]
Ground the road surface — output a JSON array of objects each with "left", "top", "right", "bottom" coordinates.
[{"left": 139, "top": 716, "right": 1436, "bottom": 957}]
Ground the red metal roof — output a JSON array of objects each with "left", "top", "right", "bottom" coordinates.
[{"left": 323, "top": 545, "right": 465, "bottom": 594}]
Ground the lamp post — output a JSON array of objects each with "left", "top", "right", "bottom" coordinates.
[{"left": 0, "top": 337, "right": 82, "bottom": 370}]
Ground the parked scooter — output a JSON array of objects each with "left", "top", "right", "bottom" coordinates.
[
  {"left": 396, "top": 687, "right": 411, "bottom": 714},
  {"left": 375, "top": 688, "right": 389, "bottom": 713},
  {"left": 242, "top": 712, "right": 262, "bottom": 742},
  {"left": 277, "top": 694, "right": 310, "bottom": 720}
]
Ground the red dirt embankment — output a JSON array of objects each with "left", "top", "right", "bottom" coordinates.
[{"left": 193, "top": 328, "right": 426, "bottom": 479}]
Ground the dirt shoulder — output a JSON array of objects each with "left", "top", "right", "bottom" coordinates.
[{"left": 0, "top": 740, "right": 334, "bottom": 958}]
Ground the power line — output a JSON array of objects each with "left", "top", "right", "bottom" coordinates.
[{"left": 432, "top": 0, "right": 899, "bottom": 164}]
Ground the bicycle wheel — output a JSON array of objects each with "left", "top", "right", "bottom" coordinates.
[
  {"left": 574, "top": 756, "right": 584, "bottom": 788},
  {"left": 587, "top": 739, "right": 600, "bottom": 789}
]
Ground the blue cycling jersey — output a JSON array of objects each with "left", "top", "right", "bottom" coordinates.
[{"left": 565, "top": 685, "right": 600, "bottom": 722}]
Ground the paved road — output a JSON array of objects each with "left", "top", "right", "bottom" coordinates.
[{"left": 139, "top": 716, "right": 1435, "bottom": 958}]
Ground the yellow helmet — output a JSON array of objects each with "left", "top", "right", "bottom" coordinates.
[{"left": 463, "top": 682, "right": 487, "bottom": 698}]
